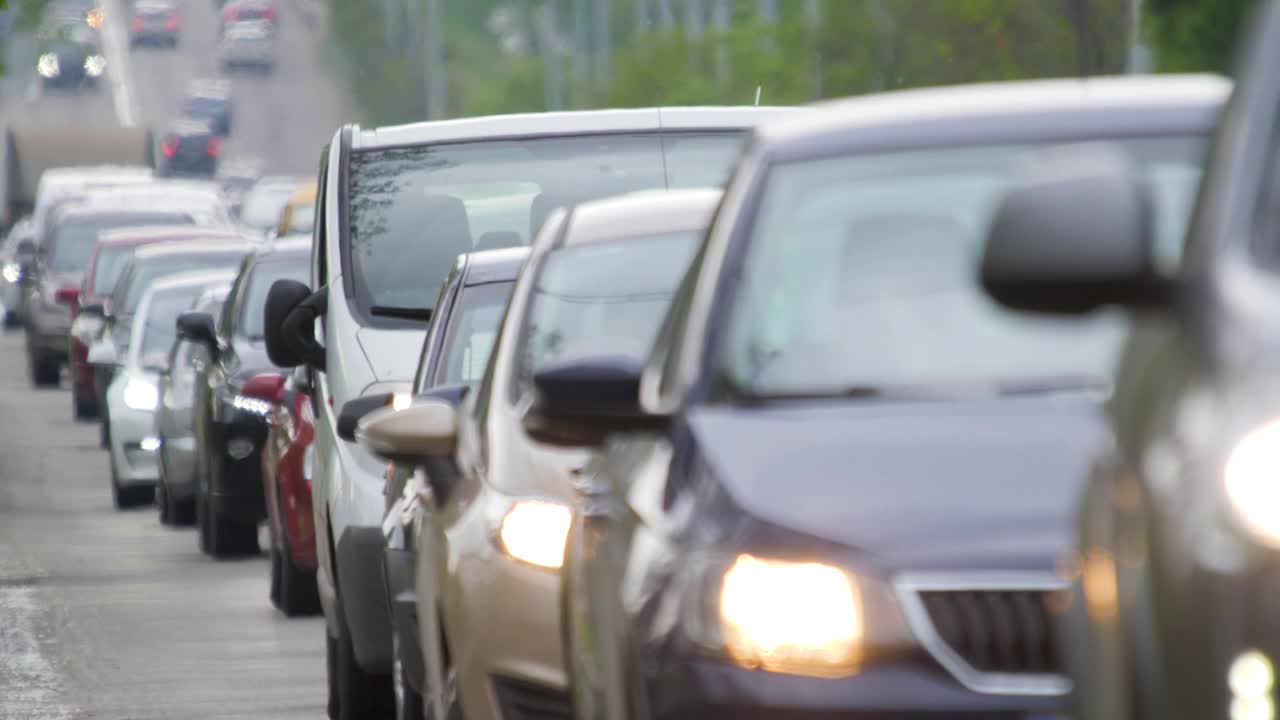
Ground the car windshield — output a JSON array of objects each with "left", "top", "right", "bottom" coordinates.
[
  {"left": 91, "top": 245, "right": 137, "bottom": 295},
  {"left": 137, "top": 287, "right": 204, "bottom": 369},
  {"left": 347, "top": 131, "right": 744, "bottom": 315},
  {"left": 48, "top": 212, "right": 192, "bottom": 274},
  {"left": 516, "top": 231, "right": 700, "bottom": 391},
  {"left": 240, "top": 185, "right": 296, "bottom": 230},
  {"left": 434, "top": 281, "right": 514, "bottom": 388},
  {"left": 116, "top": 252, "right": 246, "bottom": 315},
  {"left": 186, "top": 97, "right": 226, "bottom": 115},
  {"left": 719, "top": 136, "right": 1208, "bottom": 398},
  {"left": 239, "top": 257, "right": 309, "bottom": 340}
]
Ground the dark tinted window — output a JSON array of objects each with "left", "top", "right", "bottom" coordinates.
[
  {"left": 239, "top": 257, "right": 309, "bottom": 339},
  {"left": 116, "top": 252, "right": 247, "bottom": 315}
]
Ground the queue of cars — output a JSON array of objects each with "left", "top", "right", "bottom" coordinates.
[{"left": 11, "top": 2, "right": 1280, "bottom": 718}]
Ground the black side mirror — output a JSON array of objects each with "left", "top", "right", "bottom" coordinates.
[
  {"left": 264, "top": 280, "right": 327, "bottom": 372},
  {"left": 176, "top": 311, "right": 218, "bottom": 349},
  {"left": 522, "top": 355, "right": 666, "bottom": 447},
  {"left": 980, "top": 141, "right": 1168, "bottom": 315},
  {"left": 337, "top": 392, "right": 393, "bottom": 442}
]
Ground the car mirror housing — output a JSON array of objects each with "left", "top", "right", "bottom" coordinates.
[
  {"left": 980, "top": 141, "right": 1170, "bottom": 315},
  {"left": 356, "top": 400, "right": 458, "bottom": 466},
  {"left": 176, "top": 311, "right": 218, "bottom": 348},
  {"left": 336, "top": 393, "right": 393, "bottom": 442},
  {"left": 264, "top": 279, "right": 326, "bottom": 372},
  {"left": 522, "top": 355, "right": 666, "bottom": 448}
]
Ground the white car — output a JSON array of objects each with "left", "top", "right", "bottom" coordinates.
[
  {"left": 219, "top": 21, "right": 274, "bottom": 73},
  {"left": 101, "top": 271, "right": 236, "bottom": 509}
]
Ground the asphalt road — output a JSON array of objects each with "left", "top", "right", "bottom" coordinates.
[{"left": 0, "top": 1, "right": 351, "bottom": 717}]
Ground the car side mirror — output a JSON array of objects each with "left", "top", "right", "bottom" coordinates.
[
  {"left": 79, "top": 303, "right": 106, "bottom": 319},
  {"left": 264, "top": 280, "right": 326, "bottom": 372},
  {"left": 356, "top": 399, "right": 458, "bottom": 466},
  {"left": 980, "top": 141, "right": 1169, "bottom": 315},
  {"left": 522, "top": 355, "right": 666, "bottom": 448},
  {"left": 337, "top": 393, "right": 394, "bottom": 442},
  {"left": 176, "top": 311, "right": 218, "bottom": 348},
  {"left": 242, "top": 372, "right": 286, "bottom": 402}
]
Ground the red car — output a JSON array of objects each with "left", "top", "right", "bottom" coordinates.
[
  {"left": 252, "top": 369, "right": 320, "bottom": 616},
  {"left": 71, "top": 225, "right": 246, "bottom": 420}
]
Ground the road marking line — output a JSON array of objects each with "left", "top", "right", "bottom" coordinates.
[{"left": 97, "top": 0, "right": 137, "bottom": 126}]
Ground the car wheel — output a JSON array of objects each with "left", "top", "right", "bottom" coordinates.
[
  {"left": 3, "top": 309, "right": 19, "bottom": 328},
  {"left": 392, "top": 633, "right": 425, "bottom": 720},
  {"left": 334, "top": 596, "right": 395, "bottom": 720},
  {"left": 28, "top": 349, "right": 59, "bottom": 387},
  {"left": 72, "top": 385, "right": 98, "bottom": 420},
  {"left": 327, "top": 631, "right": 341, "bottom": 720},
  {"left": 110, "top": 458, "right": 153, "bottom": 510},
  {"left": 269, "top": 541, "right": 283, "bottom": 608},
  {"left": 196, "top": 488, "right": 212, "bottom": 553},
  {"left": 207, "top": 506, "right": 259, "bottom": 557},
  {"left": 158, "top": 480, "right": 172, "bottom": 525},
  {"left": 278, "top": 512, "right": 320, "bottom": 616}
]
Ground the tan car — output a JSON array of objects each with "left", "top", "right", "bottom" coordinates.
[
  {"left": 356, "top": 188, "right": 723, "bottom": 720},
  {"left": 275, "top": 183, "right": 316, "bottom": 239}
]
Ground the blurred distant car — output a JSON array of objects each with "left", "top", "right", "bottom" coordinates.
[
  {"left": 36, "top": 23, "right": 105, "bottom": 90},
  {"left": 219, "top": 0, "right": 276, "bottom": 33},
  {"left": 260, "top": 366, "right": 320, "bottom": 615},
  {"left": 25, "top": 201, "right": 205, "bottom": 388},
  {"left": 2, "top": 218, "right": 35, "bottom": 328},
  {"left": 217, "top": 158, "right": 263, "bottom": 217},
  {"left": 182, "top": 79, "right": 233, "bottom": 136},
  {"left": 72, "top": 225, "right": 249, "bottom": 420},
  {"left": 160, "top": 120, "right": 221, "bottom": 178},
  {"left": 275, "top": 183, "right": 316, "bottom": 239},
  {"left": 238, "top": 177, "right": 304, "bottom": 235},
  {"left": 103, "top": 272, "right": 229, "bottom": 509},
  {"left": 219, "top": 20, "right": 275, "bottom": 74},
  {"left": 154, "top": 277, "right": 235, "bottom": 525},
  {"left": 129, "top": 0, "right": 180, "bottom": 47},
  {"left": 28, "top": 166, "right": 154, "bottom": 245},
  {"left": 184, "top": 238, "right": 310, "bottom": 557}
]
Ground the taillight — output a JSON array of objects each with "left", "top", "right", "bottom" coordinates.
[
  {"left": 162, "top": 137, "right": 178, "bottom": 157},
  {"left": 264, "top": 7, "right": 276, "bottom": 21},
  {"left": 223, "top": 7, "right": 237, "bottom": 21},
  {"left": 55, "top": 286, "right": 79, "bottom": 306},
  {"left": 130, "top": 16, "right": 144, "bottom": 31},
  {"left": 207, "top": 137, "right": 223, "bottom": 157},
  {"left": 165, "top": 12, "right": 179, "bottom": 30}
]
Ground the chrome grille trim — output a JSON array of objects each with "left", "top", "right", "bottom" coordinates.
[{"left": 893, "top": 572, "right": 1073, "bottom": 697}]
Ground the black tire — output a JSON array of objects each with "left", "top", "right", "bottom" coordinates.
[
  {"left": 196, "top": 488, "right": 212, "bottom": 553},
  {"left": 278, "top": 523, "right": 321, "bottom": 616},
  {"left": 3, "top": 310, "right": 19, "bottom": 329},
  {"left": 28, "top": 349, "right": 59, "bottom": 387},
  {"left": 334, "top": 597, "right": 395, "bottom": 720},
  {"left": 270, "top": 543, "right": 283, "bottom": 607},
  {"left": 207, "top": 506, "right": 259, "bottom": 557},
  {"left": 110, "top": 458, "right": 153, "bottom": 510},
  {"left": 327, "top": 632, "right": 340, "bottom": 720},
  {"left": 158, "top": 480, "right": 172, "bottom": 525},
  {"left": 72, "top": 386, "right": 98, "bottom": 420},
  {"left": 392, "top": 634, "right": 425, "bottom": 720}
]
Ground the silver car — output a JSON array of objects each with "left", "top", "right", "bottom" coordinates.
[
  {"left": 102, "top": 272, "right": 233, "bottom": 510},
  {"left": 155, "top": 278, "right": 234, "bottom": 526},
  {"left": 219, "top": 21, "right": 274, "bottom": 73}
]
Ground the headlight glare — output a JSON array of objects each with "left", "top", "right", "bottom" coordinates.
[
  {"left": 2, "top": 262, "right": 20, "bottom": 283},
  {"left": 123, "top": 378, "right": 158, "bottom": 411},
  {"left": 232, "top": 394, "right": 273, "bottom": 416},
  {"left": 37, "top": 53, "right": 60, "bottom": 78},
  {"left": 498, "top": 500, "right": 571, "bottom": 569},
  {"left": 719, "top": 554, "right": 863, "bottom": 676},
  {"left": 84, "top": 54, "right": 106, "bottom": 76},
  {"left": 1225, "top": 419, "right": 1280, "bottom": 547}
]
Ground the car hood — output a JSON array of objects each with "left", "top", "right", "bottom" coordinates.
[
  {"left": 355, "top": 327, "right": 427, "bottom": 384},
  {"left": 688, "top": 392, "right": 1110, "bottom": 574}
]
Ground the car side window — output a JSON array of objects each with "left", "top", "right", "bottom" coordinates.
[
  {"left": 649, "top": 243, "right": 704, "bottom": 411},
  {"left": 413, "top": 265, "right": 461, "bottom": 394}
]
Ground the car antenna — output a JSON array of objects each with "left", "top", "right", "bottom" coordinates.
[{"left": 754, "top": 86, "right": 762, "bottom": 107}]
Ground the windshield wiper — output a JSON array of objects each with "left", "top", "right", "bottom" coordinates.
[{"left": 370, "top": 306, "right": 433, "bottom": 322}]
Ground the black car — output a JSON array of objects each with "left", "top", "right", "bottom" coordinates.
[
  {"left": 129, "top": 0, "right": 181, "bottom": 48},
  {"left": 975, "top": 9, "right": 1280, "bottom": 720},
  {"left": 160, "top": 120, "right": 221, "bottom": 178},
  {"left": 184, "top": 238, "right": 310, "bottom": 558},
  {"left": 366, "top": 246, "right": 526, "bottom": 719},
  {"left": 516, "top": 74, "right": 1225, "bottom": 720},
  {"left": 182, "top": 80, "right": 233, "bottom": 136},
  {"left": 35, "top": 23, "right": 104, "bottom": 90}
]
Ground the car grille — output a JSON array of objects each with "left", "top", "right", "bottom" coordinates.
[
  {"left": 918, "top": 589, "right": 1062, "bottom": 674},
  {"left": 491, "top": 675, "right": 571, "bottom": 720},
  {"left": 896, "top": 576, "right": 1071, "bottom": 696}
]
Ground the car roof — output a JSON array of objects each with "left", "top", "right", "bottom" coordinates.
[
  {"left": 132, "top": 240, "right": 254, "bottom": 259},
  {"left": 41, "top": 166, "right": 153, "bottom": 186},
  {"left": 134, "top": 0, "right": 176, "bottom": 11},
  {"left": 354, "top": 106, "right": 797, "bottom": 149},
  {"left": 224, "top": 21, "right": 271, "bottom": 39},
  {"left": 95, "top": 225, "right": 247, "bottom": 246},
  {"left": 461, "top": 246, "right": 530, "bottom": 286},
  {"left": 168, "top": 118, "right": 215, "bottom": 136},
  {"left": 755, "top": 74, "right": 1232, "bottom": 159},
  {"left": 148, "top": 269, "right": 238, "bottom": 295},
  {"left": 52, "top": 204, "right": 199, "bottom": 224},
  {"left": 557, "top": 188, "right": 724, "bottom": 248}
]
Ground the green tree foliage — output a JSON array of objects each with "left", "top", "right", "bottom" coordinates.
[{"left": 1145, "top": 0, "right": 1256, "bottom": 72}]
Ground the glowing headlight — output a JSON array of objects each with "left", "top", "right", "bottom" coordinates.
[
  {"left": 1224, "top": 419, "right": 1280, "bottom": 547},
  {"left": 123, "top": 378, "right": 159, "bottom": 411},
  {"left": 391, "top": 392, "right": 412, "bottom": 411},
  {"left": 84, "top": 55, "right": 106, "bottom": 77},
  {"left": 37, "top": 53, "right": 60, "bottom": 78},
  {"left": 2, "top": 262, "right": 20, "bottom": 284},
  {"left": 719, "top": 554, "right": 863, "bottom": 676},
  {"left": 232, "top": 394, "right": 273, "bottom": 416},
  {"left": 498, "top": 500, "right": 571, "bottom": 569}
]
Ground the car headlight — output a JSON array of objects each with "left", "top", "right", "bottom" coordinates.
[
  {"left": 232, "top": 394, "right": 273, "bottom": 416},
  {"left": 84, "top": 55, "right": 106, "bottom": 77},
  {"left": 2, "top": 262, "right": 20, "bottom": 284},
  {"left": 497, "top": 499, "right": 571, "bottom": 569},
  {"left": 719, "top": 554, "right": 863, "bottom": 675},
  {"left": 1224, "top": 419, "right": 1280, "bottom": 547},
  {"left": 37, "top": 53, "right": 60, "bottom": 78},
  {"left": 123, "top": 378, "right": 159, "bottom": 411},
  {"left": 71, "top": 314, "right": 104, "bottom": 344}
]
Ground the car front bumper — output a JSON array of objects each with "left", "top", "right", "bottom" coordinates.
[{"left": 107, "top": 400, "right": 159, "bottom": 487}]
